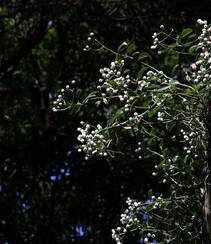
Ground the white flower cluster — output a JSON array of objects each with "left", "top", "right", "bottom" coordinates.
[
  {"left": 153, "top": 156, "right": 178, "bottom": 183},
  {"left": 112, "top": 197, "right": 161, "bottom": 243},
  {"left": 83, "top": 32, "right": 95, "bottom": 51},
  {"left": 189, "top": 19, "right": 211, "bottom": 85},
  {"left": 151, "top": 32, "right": 159, "bottom": 50},
  {"left": 152, "top": 127, "right": 200, "bottom": 184},
  {"left": 143, "top": 233, "right": 156, "bottom": 244},
  {"left": 112, "top": 198, "right": 141, "bottom": 244},
  {"left": 97, "top": 60, "right": 142, "bottom": 112},
  {"left": 77, "top": 122, "right": 110, "bottom": 159},
  {"left": 157, "top": 111, "right": 165, "bottom": 121},
  {"left": 97, "top": 60, "right": 130, "bottom": 101},
  {"left": 99, "top": 60, "right": 124, "bottom": 80},
  {"left": 180, "top": 128, "right": 198, "bottom": 157},
  {"left": 135, "top": 141, "right": 142, "bottom": 159},
  {"left": 137, "top": 79, "right": 149, "bottom": 90},
  {"left": 52, "top": 81, "right": 75, "bottom": 112},
  {"left": 161, "top": 158, "right": 176, "bottom": 176},
  {"left": 142, "top": 70, "right": 169, "bottom": 85},
  {"left": 125, "top": 112, "right": 143, "bottom": 126},
  {"left": 130, "top": 69, "right": 168, "bottom": 95},
  {"left": 150, "top": 25, "right": 164, "bottom": 50}
]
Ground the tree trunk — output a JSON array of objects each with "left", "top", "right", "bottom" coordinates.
[
  {"left": 203, "top": 101, "right": 211, "bottom": 243},
  {"left": 203, "top": 181, "right": 211, "bottom": 243}
]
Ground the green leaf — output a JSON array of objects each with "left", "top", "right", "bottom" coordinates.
[
  {"left": 158, "top": 160, "right": 165, "bottom": 170},
  {"left": 180, "top": 28, "right": 192, "bottom": 39},
  {"left": 157, "top": 85, "right": 171, "bottom": 92},
  {"left": 126, "top": 43, "right": 137, "bottom": 54},
  {"left": 123, "top": 69, "right": 130, "bottom": 74},
  {"left": 95, "top": 100, "right": 101, "bottom": 107},
  {"left": 168, "top": 43, "right": 177, "bottom": 48},
  {"left": 137, "top": 66, "right": 147, "bottom": 79},
  {"left": 171, "top": 64, "right": 179, "bottom": 76},
  {"left": 148, "top": 189, "right": 152, "bottom": 197},
  {"left": 148, "top": 110, "right": 155, "bottom": 119},
  {"left": 132, "top": 51, "right": 140, "bottom": 57},
  {"left": 187, "top": 33, "right": 197, "bottom": 40},
  {"left": 117, "top": 42, "right": 128, "bottom": 52},
  {"left": 83, "top": 91, "right": 99, "bottom": 104},
  {"left": 108, "top": 108, "right": 123, "bottom": 124},
  {"left": 188, "top": 45, "right": 199, "bottom": 54},
  {"left": 138, "top": 52, "right": 152, "bottom": 61},
  {"left": 166, "top": 121, "right": 176, "bottom": 132}
]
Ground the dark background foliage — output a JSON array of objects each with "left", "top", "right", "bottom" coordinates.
[{"left": 0, "top": 0, "right": 211, "bottom": 243}]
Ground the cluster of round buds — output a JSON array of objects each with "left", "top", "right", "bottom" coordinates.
[
  {"left": 122, "top": 96, "right": 135, "bottom": 112},
  {"left": 151, "top": 195, "right": 162, "bottom": 209},
  {"left": 197, "top": 19, "right": 208, "bottom": 26},
  {"left": 150, "top": 25, "right": 164, "bottom": 50},
  {"left": 153, "top": 156, "right": 177, "bottom": 181},
  {"left": 137, "top": 79, "right": 149, "bottom": 90},
  {"left": 159, "top": 159, "right": 176, "bottom": 176},
  {"left": 152, "top": 167, "right": 167, "bottom": 183},
  {"left": 151, "top": 32, "right": 159, "bottom": 50},
  {"left": 143, "top": 233, "right": 156, "bottom": 244},
  {"left": 83, "top": 32, "right": 95, "bottom": 51},
  {"left": 188, "top": 20, "right": 211, "bottom": 86},
  {"left": 135, "top": 141, "right": 142, "bottom": 160},
  {"left": 122, "top": 198, "right": 141, "bottom": 224},
  {"left": 124, "top": 112, "right": 143, "bottom": 127},
  {"left": 111, "top": 228, "right": 124, "bottom": 244},
  {"left": 99, "top": 60, "right": 124, "bottom": 79},
  {"left": 112, "top": 198, "right": 142, "bottom": 243},
  {"left": 77, "top": 122, "right": 110, "bottom": 159},
  {"left": 165, "top": 159, "right": 175, "bottom": 172},
  {"left": 142, "top": 70, "right": 169, "bottom": 85},
  {"left": 97, "top": 60, "right": 137, "bottom": 108},
  {"left": 52, "top": 82, "right": 75, "bottom": 112},
  {"left": 112, "top": 196, "right": 161, "bottom": 243},
  {"left": 97, "top": 60, "right": 126, "bottom": 94},
  {"left": 157, "top": 111, "right": 165, "bottom": 121},
  {"left": 180, "top": 129, "right": 198, "bottom": 157}
]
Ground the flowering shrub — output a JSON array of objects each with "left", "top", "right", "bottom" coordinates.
[{"left": 53, "top": 19, "right": 211, "bottom": 243}]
